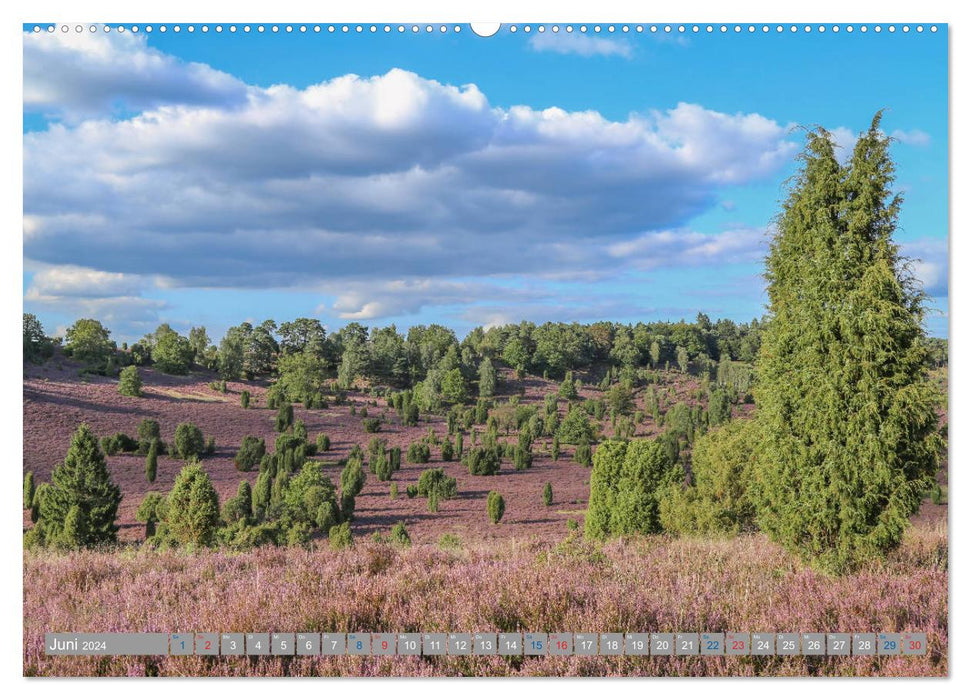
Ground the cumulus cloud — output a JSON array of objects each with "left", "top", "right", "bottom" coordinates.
[
  {"left": 23, "top": 33, "right": 804, "bottom": 331},
  {"left": 24, "top": 66, "right": 796, "bottom": 290},
  {"left": 23, "top": 29, "right": 248, "bottom": 119},
  {"left": 528, "top": 32, "right": 632, "bottom": 58}
]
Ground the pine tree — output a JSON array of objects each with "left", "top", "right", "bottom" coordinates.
[
  {"left": 36, "top": 424, "right": 121, "bottom": 548},
  {"left": 754, "top": 115, "right": 941, "bottom": 573},
  {"left": 478, "top": 357, "right": 497, "bottom": 398}
]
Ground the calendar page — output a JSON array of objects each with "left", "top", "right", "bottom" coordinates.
[{"left": 21, "top": 18, "right": 948, "bottom": 679}]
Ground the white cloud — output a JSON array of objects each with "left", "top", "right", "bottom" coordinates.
[
  {"left": 23, "top": 29, "right": 248, "bottom": 119},
  {"left": 528, "top": 32, "right": 632, "bottom": 58},
  {"left": 900, "top": 238, "right": 948, "bottom": 297},
  {"left": 24, "top": 62, "right": 796, "bottom": 290},
  {"left": 891, "top": 129, "right": 931, "bottom": 147},
  {"left": 607, "top": 227, "right": 768, "bottom": 268}
]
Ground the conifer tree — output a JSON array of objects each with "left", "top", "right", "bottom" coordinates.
[
  {"left": 35, "top": 424, "right": 121, "bottom": 548},
  {"left": 754, "top": 115, "right": 941, "bottom": 573}
]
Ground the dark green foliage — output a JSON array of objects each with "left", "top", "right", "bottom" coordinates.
[
  {"left": 281, "top": 462, "right": 340, "bottom": 533},
  {"left": 659, "top": 420, "right": 760, "bottom": 536},
  {"left": 417, "top": 468, "right": 457, "bottom": 500},
  {"left": 931, "top": 483, "right": 946, "bottom": 506},
  {"left": 234, "top": 436, "right": 266, "bottom": 472},
  {"left": 156, "top": 461, "right": 220, "bottom": 548},
  {"left": 363, "top": 417, "right": 381, "bottom": 433},
  {"left": 390, "top": 521, "right": 411, "bottom": 547},
  {"left": 585, "top": 439, "right": 681, "bottom": 539},
  {"left": 567, "top": 518, "right": 579, "bottom": 531},
  {"left": 605, "top": 384, "right": 634, "bottom": 416},
  {"left": 150, "top": 325, "right": 195, "bottom": 374},
  {"left": 455, "top": 433, "right": 464, "bottom": 459},
  {"left": 337, "top": 459, "right": 365, "bottom": 501},
  {"left": 478, "top": 357, "right": 497, "bottom": 398},
  {"left": 316, "top": 434, "right": 331, "bottom": 452},
  {"left": 558, "top": 405, "right": 596, "bottom": 445},
  {"left": 463, "top": 445, "right": 501, "bottom": 476},
  {"left": 389, "top": 483, "right": 398, "bottom": 499},
  {"left": 559, "top": 371, "right": 578, "bottom": 400},
  {"left": 390, "top": 446, "right": 402, "bottom": 472},
  {"left": 441, "top": 368, "right": 468, "bottom": 403},
  {"left": 474, "top": 399, "right": 490, "bottom": 424},
  {"left": 329, "top": 522, "right": 353, "bottom": 549},
  {"left": 64, "top": 318, "right": 113, "bottom": 366},
  {"left": 707, "top": 387, "right": 732, "bottom": 428},
  {"left": 137, "top": 419, "right": 162, "bottom": 453},
  {"left": 23, "top": 471, "right": 36, "bottom": 510},
  {"left": 221, "top": 481, "right": 253, "bottom": 524},
  {"left": 118, "top": 365, "right": 142, "bottom": 397},
  {"left": 514, "top": 446, "right": 532, "bottom": 471},
  {"left": 574, "top": 440, "right": 592, "bottom": 467},
  {"left": 374, "top": 449, "right": 393, "bottom": 482},
  {"left": 293, "top": 419, "right": 308, "bottom": 442},
  {"left": 135, "top": 492, "right": 165, "bottom": 539},
  {"left": 754, "top": 116, "right": 942, "bottom": 573},
  {"left": 240, "top": 390, "right": 251, "bottom": 409},
  {"left": 265, "top": 384, "right": 285, "bottom": 410},
  {"left": 551, "top": 436, "right": 561, "bottom": 461},
  {"left": 406, "top": 484, "right": 418, "bottom": 499},
  {"left": 427, "top": 490, "right": 440, "bottom": 513},
  {"left": 441, "top": 439, "right": 454, "bottom": 462},
  {"left": 204, "top": 436, "right": 216, "bottom": 456},
  {"left": 253, "top": 471, "right": 272, "bottom": 520},
  {"left": 145, "top": 439, "right": 159, "bottom": 483},
  {"left": 543, "top": 482, "right": 553, "bottom": 507},
  {"left": 173, "top": 422, "right": 205, "bottom": 460},
  {"left": 406, "top": 442, "right": 431, "bottom": 464},
  {"left": 100, "top": 432, "right": 138, "bottom": 456},
  {"left": 275, "top": 403, "right": 294, "bottom": 433},
  {"left": 487, "top": 491, "right": 505, "bottom": 524},
  {"left": 23, "top": 313, "right": 54, "bottom": 363}
]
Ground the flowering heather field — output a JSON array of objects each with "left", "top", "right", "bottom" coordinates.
[
  {"left": 23, "top": 360, "right": 739, "bottom": 544},
  {"left": 23, "top": 515, "right": 947, "bottom": 677}
]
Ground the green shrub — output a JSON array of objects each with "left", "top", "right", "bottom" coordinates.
[
  {"left": 551, "top": 436, "right": 561, "bottom": 461},
  {"left": 558, "top": 371, "right": 578, "bottom": 400},
  {"left": 145, "top": 439, "right": 159, "bottom": 483},
  {"left": 389, "top": 483, "right": 398, "bottom": 499},
  {"left": 390, "top": 521, "right": 411, "bottom": 547},
  {"left": 389, "top": 446, "right": 401, "bottom": 472},
  {"left": 558, "top": 405, "right": 595, "bottom": 445},
  {"left": 463, "top": 445, "right": 501, "bottom": 476},
  {"left": 118, "top": 365, "right": 142, "bottom": 397},
  {"left": 427, "top": 490, "right": 440, "bottom": 513},
  {"left": 329, "top": 522, "right": 353, "bottom": 549},
  {"left": 455, "top": 433, "right": 464, "bottom": 459},
  {"left": 374, "top": 449, "right": 393, "bottom": 482},
  {"left": 173, "top": 422, "right": 205, "bottom": 460},
  {"left": 275, "top": 404, "right": 294, "bottom": 433},
  {"left": 574, "top": 440, "right": 592, "bottom": 467},
  {"left": 514, "top": 446, "right": 532, "bottom": 471},
  {"left": 441, "top": 439, "right": 454, "bottom": 461},
  {"left": 293, "top": 419, "right": 308, "bottom": 442},
  {"left": 234, "top": 436, "right": 266, "bottom": 472},
  {"left": 567, "top": 518, "right": 579, "bottom": 531},
  {"left": 417, "top": 468, "right": 457, "bottom": 500},
  {"left": 487, "top": 491, "right": 505, "bottom": 524},
  {"left": 659, "top": 420, "right": 760, "bottom": 536},
  {"left": 406, "top": 442, "right": 431, "bottom": 464},
  {"left": 158, "top": 461, "right": 220, "bottom": 547},
  {"left": 204, "top": 436, "right": 216, "bottom": 456},
  {"left": 543, "top": 482, "right": 553, "bottom": 507},
  {"left": 363, "top": 417, "right": 381, "bottom": 433},
  {"left": 240, "top": 390, "right": 251, "bottom": 408},
  {"left": 221, "top": 481, "right": 253, "bottom": 524},
  {"left": 135, "top": 491, "right": 166, "bottom": 539},
  {"left": 585, "top": 438, "right": 681, "bottom": 540},
  {"left": 406, "top": 484, "right": 418, "bottom": 499},
  {"left": 100, "top": 432, "right": 138, "bottom": 456},
  {"left": 316, "top": 434, "right": 331, "bottom": 452},
  {"left": 931, "top": 483, "right": 947, "bottom": 506},
  {"left": 23, "top": 471, "right": 35, "bottom": 509},
  {"left": 137, "top": 419, "right": 162, "bottom": 453},
  {"left": 438, "top": 533, "right": 462, "bottom": 550}
]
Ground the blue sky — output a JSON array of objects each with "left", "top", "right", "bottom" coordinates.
[{"left": 22, "top": 24, "right": 948, "bottom": 343}]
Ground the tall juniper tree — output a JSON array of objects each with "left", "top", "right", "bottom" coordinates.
[{"left": 754, "top": 114, "right": 941, "bottom": 573}]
